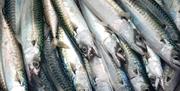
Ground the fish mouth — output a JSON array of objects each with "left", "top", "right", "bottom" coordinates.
[{"left": 80, "top": 43, "right": 100, "bottom": 60}]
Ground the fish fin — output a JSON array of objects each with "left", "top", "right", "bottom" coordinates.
[
  {"left": 120, "top": 12, "right": 130, "bottom": 20},
  {"left": 70, "top": 63, "right": 76, "bottom": 74},
  {"left": 51, "top": 37, "right": 58, "bottom": 48},
  {"left": 155, "top": 77, "right": 160, "bottom": 90},
  {"left": 57, "top": 41, "right": 69, "bottom": 49}
]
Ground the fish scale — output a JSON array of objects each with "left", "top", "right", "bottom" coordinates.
[
  {"left": 1, "top": 13, "right": 28, "bottom": 91},
  {"left": 137, "top": 0, "right": 180, "bottom": 47},
  {"left": 4, "top": 0, "right": 15, "bottom": 31},
  {"left": 118, "top": 0, "right": 180, "bottom": 70},
  {"left": 119, "top": 40, "right": 152, "bottom": 91},
  {"left": 43, "top": 30, "right": 76, "bottom": 91}
]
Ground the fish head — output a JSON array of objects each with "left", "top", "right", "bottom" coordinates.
[
  {"left": 131, "top": 76, "right": 150, "bottom": 91},
  {"left": 25, "top": 47, "right": 40, "bottom": 76},
  {"left": 161, "top": 45, "right": 180, "bottom": 70},
  {"left": 76, "top": 31, "right": 100, "bottom": 60}
]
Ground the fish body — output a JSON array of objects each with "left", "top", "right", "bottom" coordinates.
[
  {"left": 51, "top": 0, "right": 98, "bottom": 59},
  {"left": 162, "top": 65, "right": 180, "bottom": 91},
  {"left": 95, "top": 40, "right": 134, "bottom": 91},
  {"left": 1, "top": 14, "right": 28, "bottom": 91},
  {"left": 143, "top": 46, "right": 163, "bottom": 89},
  {"left": 43, "top": 30, "right": 75, "bottom": 91},
  {"left": 43, "top": 0, "right": 58, "bottom": 46},
  {"left": 0, "top": 39, "right": 7, "bottom": 91},
  {"left": 119, "top": 40, "right": 151, "bottom": 91},
  {"left": 89, "top": 56, "right": 114, "bottom": 91},
  {"left": 119, "top": 0, "right": 180, "bottom": 70},
  {"left": 137, "top": 0, "right": 180, "bottom": 46},
  {"left": 3, "top": 0, "right": 23, "bottom": 35},
  {"left": 163, "top": 0, "right": 180, "bottom": 31},
  {"left": 57, "top": 26, "right": 92, "bottom": 91},
  {"left": 81, "top": 0, "right": 144, "bottom": 55},
  {"left": 79, "top": 1, "right": 123, "bottom": 67}
]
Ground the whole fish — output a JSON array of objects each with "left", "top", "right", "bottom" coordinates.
[
  {"left": 136, "top": 0, "right": 180, "bottom": 47},
  {"left": 81, "top": 0, "right": 144, "bottom": 55},
  {"left": 51, "top": 0, "right": 99, "bottom": 60},
  {"left": 95, "top": 40, "right": 134, "bottom": 91},
  {"left": 119, "top": 0, "right": 180, "bottom": 70},
  {"left": 43, "top": 26, "right": 76, "bottom": 91},
  {"left": 20, "top": 0, "right": 41, "bottom": 81},
  {"left": 79, "top": 1, "right": 125, "bottom": 67},
  {"left": 143, "top": 46, "right": 163, "bottom": 89},
  {"left": 43, "top": 0, "right": 58, "bottom": 47},
  {"left": 1, "top": 13, "right": 28, "bottom": 91},
  {"left": 119, "top": 40, "right": 152, "bottom": 91},
  {"left": 57, "top": 26, "right": 92, "bottom": 91}
]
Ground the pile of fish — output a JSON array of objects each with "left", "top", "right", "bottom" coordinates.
[{"left": 0, "top": 0, "right": 180, "bottom": 91}]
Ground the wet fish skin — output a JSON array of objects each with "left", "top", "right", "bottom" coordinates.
[
  {"left": 43, "top": 0, "right": 58, "bottom": 46},
  {"left": 4, "top": 0, "right": 15, "bottom": 32},
  {"left": 0, "top": 42, "right": 7, "bottom": 91},
  {"left": 119, "top": 0, "right": 180, "bottom": 70},
  {"left": 143, "top": 46, "right": 163, "bottom": 89},
  {"left": 0, "top": 12, "right": 7, "bottom": 91},
  {"left": 162, "top": 65, "right": 180, "bottom": 91},
  {"left": 119, "top": 40, "right": 151, "bottom": 91},
  {"left": 81, "top": 0, "right": 144, "bottom": 55},
  {"left": 18, "top": 0, "right": 45, "bottom": 83},
  {"left": 32, "top": 0, "right": 44, "bottom": 52},
  {"left": 162, "top": 0, "right": 180, "bottom": 31},
  {"left": 137, "top": 0, "right": 180, "bottom": 47},
  {"left": 79, "top": 1, "right": 124, "bottom": 67},
  {"left": 95, "top": 40, "right": 134, "bottom": 91},
  {"left": 43, "top": 27, "right": 76, "bottom": 91},
  {"left": 1, "top": 14, "right": 28, "bottom": 91},
  {"left": 57, "top": 26, "right": 92, "bottom": 91},
  {"left": 62, "top": 0, "right": 99, "bottom": 60}
]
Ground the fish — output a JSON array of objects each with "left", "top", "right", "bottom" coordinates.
[
  {"left": 0, "top": 10, "right": 7, "bottom": 91},
  {"left": 81, "top": 0, "right": 144, "bottom": 55},
  {"left": 51, "top": 0, "right": 99, "bottom": 60},
  {"left": 3, "top": 0, "right": 23, "bottom": 36},
  {"left": 143, "top": 46, "right": 163, "bottom": 89},
  {"left": 3, "top": 0, "right": 16, "bottom": 32},
  {"left": 161, "top": 65, "right": 180, "bottom": 91},
  {"left": 136, "top": 0, "right": 180, "bottom": 47},
  {"left": 95, "top": 39, "right": 134, "bottom": 91},
  {"left": 119, "top": 40, "right": 152, "bottom": 91},
  {"left": 43, "top": 26, "right": 76, "bottom": 91},
  {"left": 57, "top": 26, "right": 92, "bottom": 91},
  {"left": 88, "top": 56, "right": 114, "bottom": 91},
  {"left": 79, "top": 1, "right": 125, "bottom": 67},
  {"left": 19, "top": 0, "right": 41, "bottom": 82},
  {"left": 154, "top": 0, "right": 163, "bottom": 6},
  {"left": 162, "top": 0, "right": 180, "bottom": 31},
  {"left": 0, "top": 43, "right": 7, "bottom": 91},
  {"left": 119, "top": 0, "right": 180, "bottom": 70},
  {"left": 1, "top": 13, "right": 28, "bottom": 91},
  {"left": 42, "top": 0, "right": 58, "bottom": 47},
  {"left": 29, "top": 64, "right": 57, "bottom": 91}
]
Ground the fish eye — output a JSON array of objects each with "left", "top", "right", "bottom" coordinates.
[
  {"left": 33, "top": 61, "right": 39, "bottom": 69},
  {"left": 81, "top": 46, "right": 88, "bottom": 54}
]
